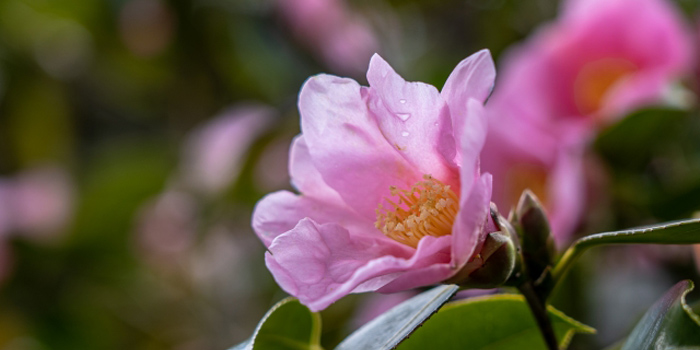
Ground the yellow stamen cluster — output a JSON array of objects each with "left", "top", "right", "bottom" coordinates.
[{"left": 375, "top": 175, "right": 459, "bottom": 248}]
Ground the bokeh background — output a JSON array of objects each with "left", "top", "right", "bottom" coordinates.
[{"left": 2, "top": 0, "right": 700, "bottom": 349}]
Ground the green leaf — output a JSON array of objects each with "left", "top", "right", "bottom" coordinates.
[
  {"left": 620, "top": 280, "right": 700, "bottom": 350},
  {"left": 334, "top": 284, "right": 459, "bottom": 350},
  {"left": 230, "top": 298, "right": 322, "bottom": 350},
  {"left": 395, "top": 294, "right": 594, "bottom": 350},
  {"left": 573, "top": 218, "right": 700, "bottom": 248},
  {"left": 552, "top": 218, "right": 700, "bottom": 282}
]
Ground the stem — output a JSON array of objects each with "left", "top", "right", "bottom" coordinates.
[
  {"left": 545, "top": 243, "right": 591, "bottom": 301},
  {"left": 550, "top": 245, "right": 583, "bottom": 282},
  {"left": 518, "top": 281, "right": 559, "bottom": 350}
]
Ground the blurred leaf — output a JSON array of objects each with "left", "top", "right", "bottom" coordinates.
[
  {"left": 552, "top": 219, "right": 700, "bottom": 282},
  {"left": 595, "top": 107, "right": 687, "bottom": 172},
  {"left": 4, "top": 78, "right": 74, "bottom": 166},
  {"left": 570, "top": 218, "right": 700, "bottom": 249},
  {"left": 620, "top": 280, "right": 700, "bottom": 350},
  {"left": 396, "top": 294, "right": 594, "bottom": 350},
  {"left": 230, "top": 298, "right": 322, "bottom": 350},
  {"left": 334, "top": 284, "right": 459, "bottom": 350}
]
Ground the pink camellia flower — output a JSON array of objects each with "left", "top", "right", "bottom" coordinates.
[
  {"left": 253, "top": 50, "right": 497, "bottom": 311},
  {"left": 482, "top": 0, "right": 692, "bottom": 243}
]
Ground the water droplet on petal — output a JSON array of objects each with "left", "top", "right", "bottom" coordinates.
[
  {"left": 399, "top": 99, "right": 407, "bottom": 104},
  {"left": 434, "top": 122, "right": 439, "bottom": 126},
  {"left": 401, "top": 131, "right": 410, "bottom": 137},
  {"left": 397, "top": 113, "right": 411, "bottom": 121}
]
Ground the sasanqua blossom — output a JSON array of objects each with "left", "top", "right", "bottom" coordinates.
[{"left": 253, "top": 50, "right": 497, "bottom": 311}]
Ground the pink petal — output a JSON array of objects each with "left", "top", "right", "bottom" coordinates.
[
  {"left": 451, "top": 173, "right": 493, "bottom": 270},
  {"left": 288, "top": 135, "right": 346, "bottom": 206},
  {"left": 441, "top": 50, "right": 496, "bottom": 166},
  {"left": 266, "top": 218, "right": 427, "bottom": 311},
  {"left": 460, "top": 99, "right": 489, "bottom": 187},
  {"left": 299, "top": 74, "right": 420, "bottom": 219},
  {"left": 442, "top": 49, "right": 496, "bottom": 105},
  {"left": 252, "top": 191, "right": 376, "bottom": 247},
  {"left": 444, "top": 98, "right": 492, "bottom": 269},
  {"left": 365, "top": 54, "right": 458, "bottom": 184}
]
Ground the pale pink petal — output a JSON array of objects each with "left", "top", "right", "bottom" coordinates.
[
  {"left": 299, "top": 74, "right": 420, "bottom": 219},
  {"left": 252, "top": 191, "right": 376, "bottom": 247},
  {"left": 266, "top": 218, "right": 423, "bottom": 311},
  {"left": 442, "top": 49, "right": 496, "bottom": 160},
  {"left": 451, "top": 173, "right": 493, "bottom": 270},
  {"left": 365, "top": 54, "right": 458, "bottom": 184},
  {"left": 288, "top": 135, "right": 346, "bottom": 206},
  {"left": 442, "top": 49, "right": 496, "bottom": 105},
  {"left": 459, "top": 99, "right": 489, "bottom": 187}
]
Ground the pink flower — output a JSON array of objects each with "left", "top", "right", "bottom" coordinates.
[
  {"left": 482, "top": 0, "right": 692, "bottom": 242},
  {"left": 180, "top": 105, "right": 274, "bottom": 195},
  {"left": 275, "top": 0, "right": 379, "bottom": 75},
  {"left": 252, "top": 50, "right": 496, "bottom": 311},
  {"left": 2, "top": 166, "right": 74, "bottom": 239}
]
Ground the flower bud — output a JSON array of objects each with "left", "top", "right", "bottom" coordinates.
[
  {"left": 511, "top": 189, "right": 555, "bottom": 285},
  {"left": 446, "top": 207, "right": 517, "bottom": 288}
]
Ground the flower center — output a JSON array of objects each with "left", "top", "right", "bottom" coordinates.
[
  {"left": 375, "top": 175, "right": 459, "bottom": 248},
  {"left": 574, "top": 58, "right": 637, "bottom": 116}
]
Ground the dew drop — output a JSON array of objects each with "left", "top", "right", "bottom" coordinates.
[
  {"left": 397, "top": 113, "right": 411, "bottom": 121},
  {"left": 399, "top": 99, "right": 407, "bottom": 104},
  {"left": 401, "top": 131, "right": 410, "bottom": 137}
]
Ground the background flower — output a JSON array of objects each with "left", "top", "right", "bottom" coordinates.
[{"left": 482, "top": 0, "right": 694, "bottom": 243}]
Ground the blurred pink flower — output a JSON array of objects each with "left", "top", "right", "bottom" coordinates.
[
  {"left": 1, "top": 166, "right": 74, "bottom": 239},
  {"left": 482, "top": 0, "right": 693, "bottom": 242},
  {"left": 253, "top": 51, "right": 496, "bottom": 311},
  {"left": 481, "top": 127, "right": 586, "bottom": 244},
  {"left": 276, "top": 0, "right": 379, "bottom": 75},
  {"left": 491, "top": 0, "right": 692, "bottom": 134},
  {"left": 180, "top": 105, "right": 274, "bottom": 195},
  {"left": 135, "top": 190, "right": 198, "bottom": 264}
]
